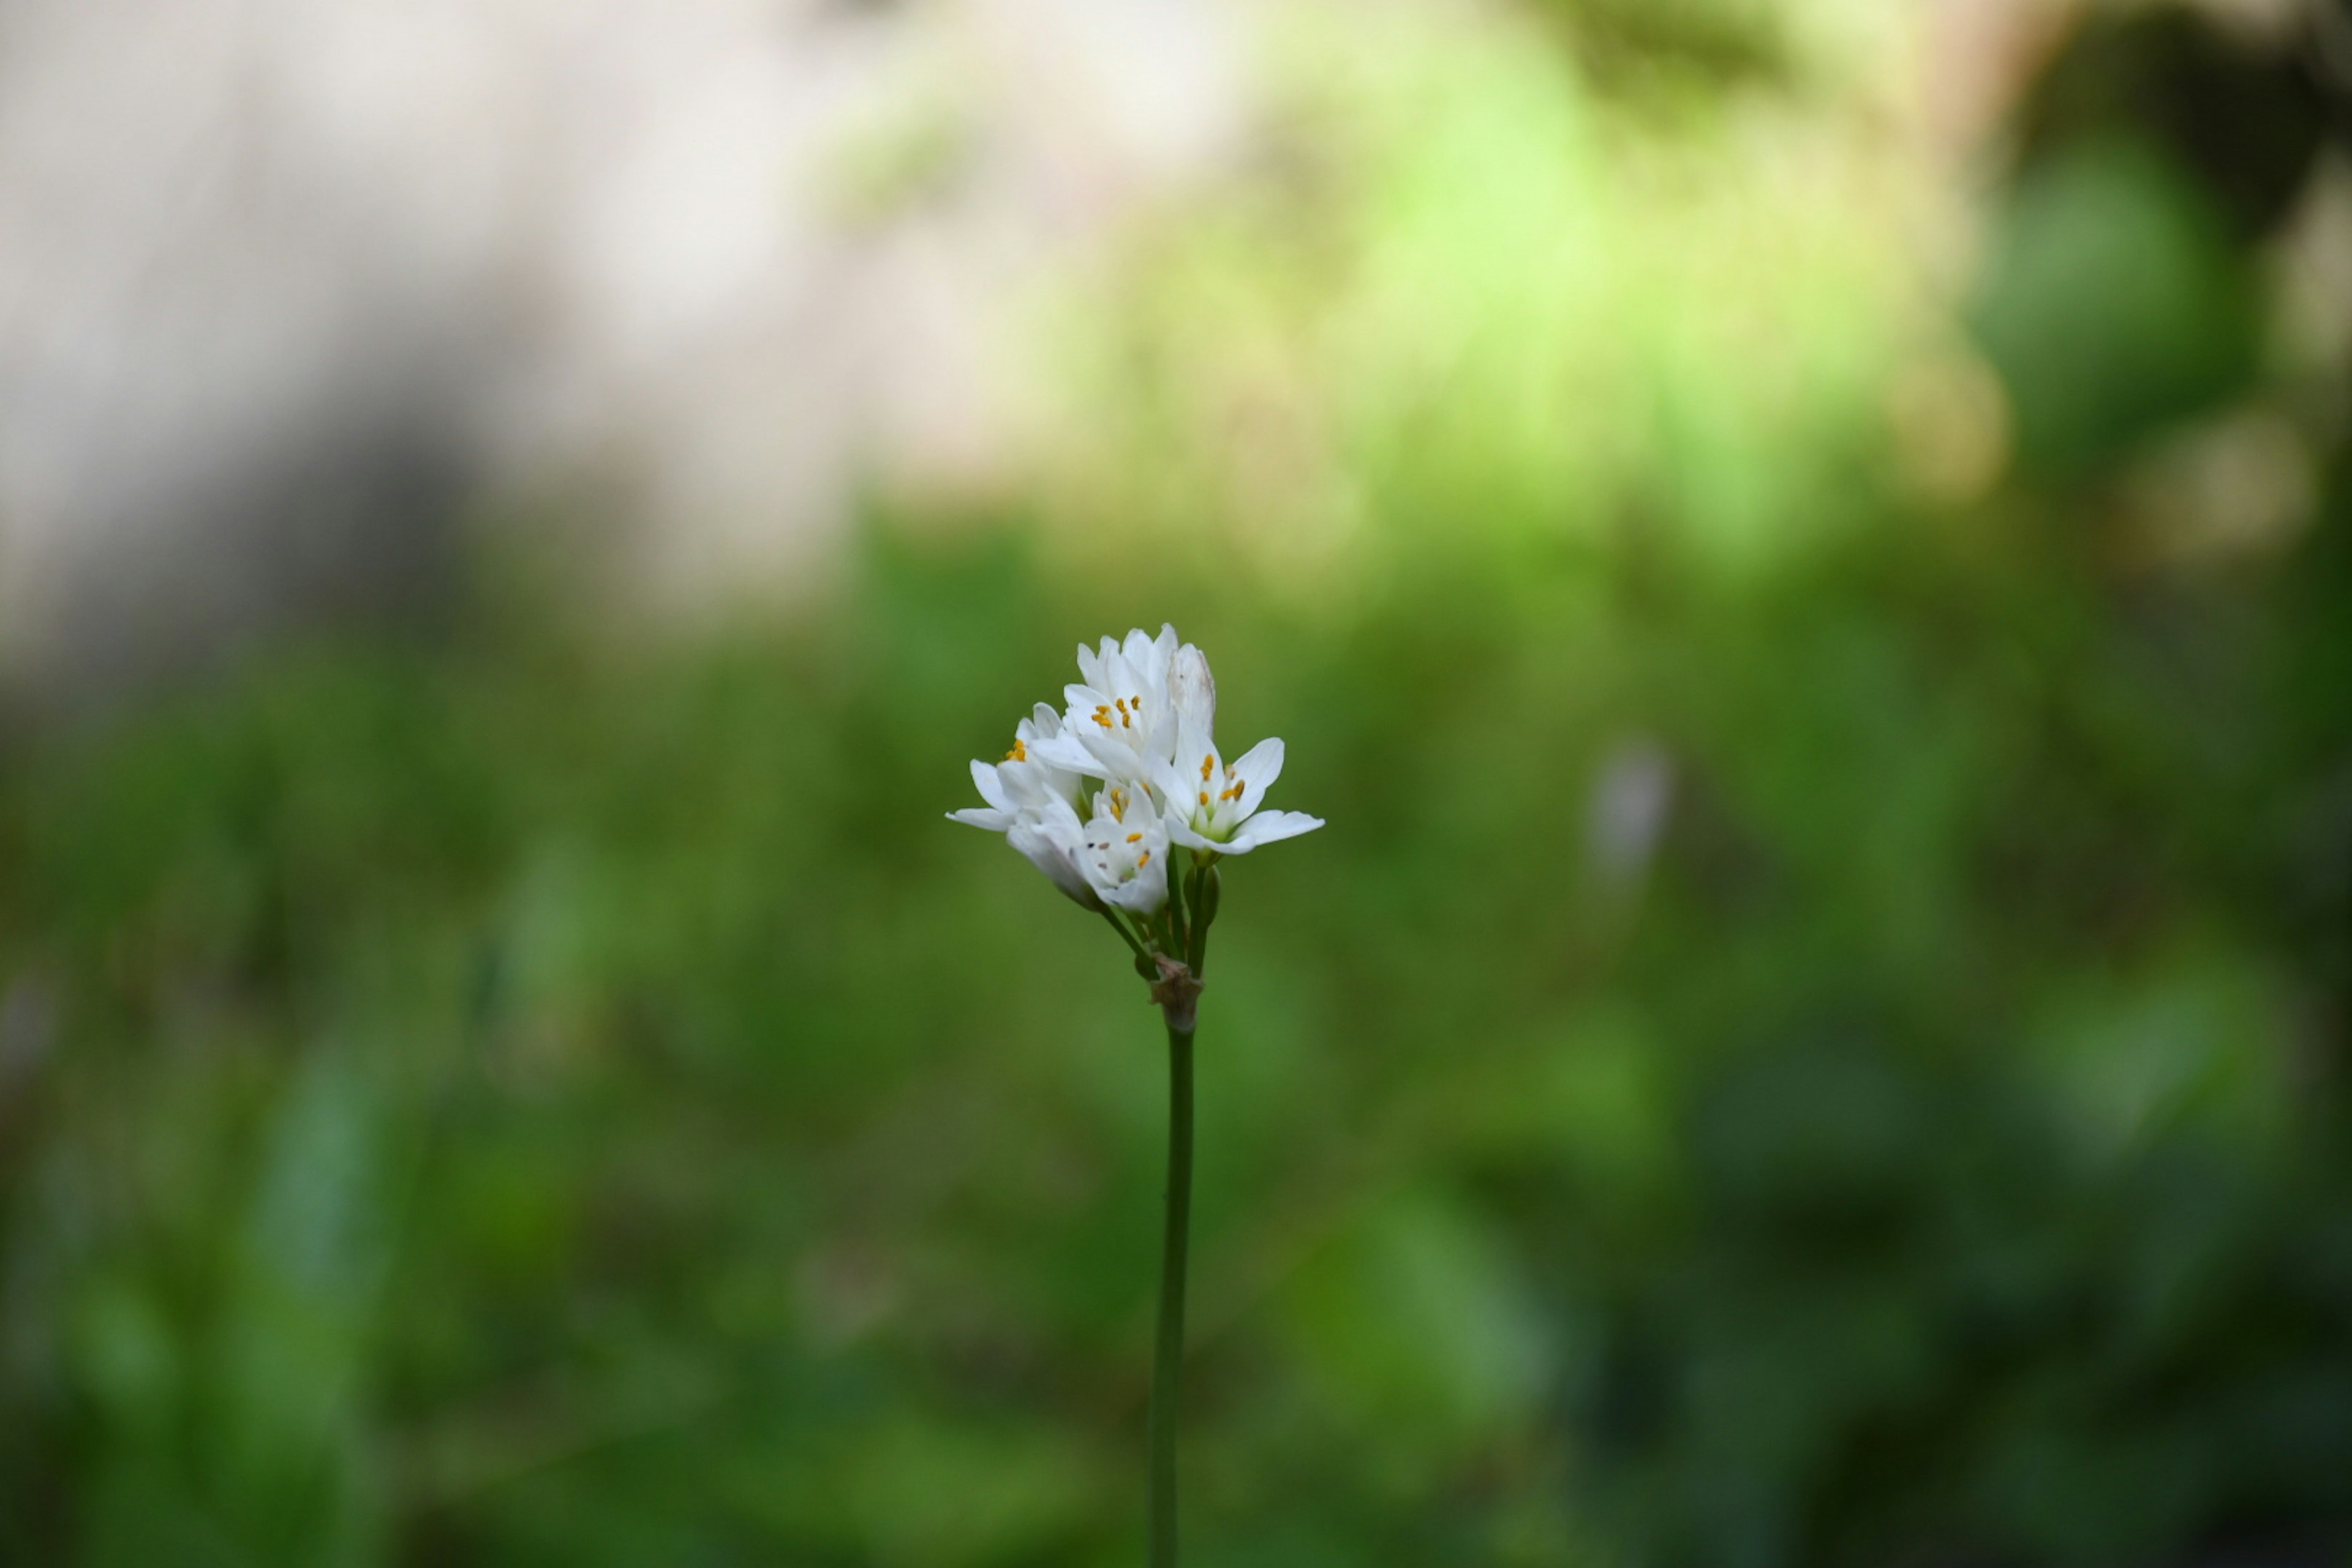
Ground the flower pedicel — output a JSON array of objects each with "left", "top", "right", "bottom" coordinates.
[{"left": 947, "top": 625, "right": 1321, "bottom": 1568}]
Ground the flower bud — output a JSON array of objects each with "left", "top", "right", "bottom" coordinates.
[{"left": 1169, "top": 644, "right": 1216, "bottom": 738}]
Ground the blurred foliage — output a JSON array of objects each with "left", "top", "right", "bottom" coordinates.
[
  {"left": 6, "top": 2, "right": 2352, "bottom": 1566},
  {"left": 1972, "top": 137, "right": 2261, "bottom": 479}
]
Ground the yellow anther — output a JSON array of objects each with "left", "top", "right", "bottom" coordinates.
[
  {"left": 1110, "top": 789, "right": 1126, "bottom": 822},
  {"left": 1004, "top": 739, "right": 1027, "bottom": 762},
  {"left": 1221, "top": 782, "right": 1243, "bottom": 801},
  {"left": 1198, "top": 790, "right": 1210, "bottom": 807},
  {"left": 1200, "top": 754, "right": 1214, "bottom": 782},
  {"left": 1137, "top": 850, "right": 1152, "bottom": 865},
  {"left": 1093, "top": 706, "right": 1114, "bottom": 728},
  {"left": 1126, "top": 832, "right": 1142, "bottom": 843}
]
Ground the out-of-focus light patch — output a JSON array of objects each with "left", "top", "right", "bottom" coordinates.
[
  {"left": 2188, "top": 0, "right": 2312, "bottom": 49},
  {"left": 1031, "top": 0, "right": 1948, "bottom": 590},
  {"left": 821, "top": 56, "right": 983, "bottom": 230},
  {"left": 0, "top": 974, "right": 57, "bottom": 1095},
  {"left": 2029, "top": 943, "right": 2297, "bottom": 1166},
  {"left": 1910, "top": 0, "right": 2082, "bottom": 163},
  {"left": 1275, "top": 1186, "right": 1557, "bottom": 1442},
  {"left": 2269, "top": 151, "right": 2352, "bottom": 382},
  {"left": 1887, "top": 344, "right": 2013, "bottom": 505},
  {"left": 2323, "top": 0, "right": 2352, "bottom": 89},
  {"left": 1586, "top": 737, "right": 1675, "bottom": 889},
  {"left": 959, "top": 0, "right": 1243, "bottom": 224},
  {"left": 0, "top": 0, "right": 1255, "bottom": 694},
  {"left": 2117, "top": 405, "right": 2316, "bottom": 566},
  {"left": 794, "top": 1242, "right": 905, "bottom": 1352},
  {"left": 1782, "top": 0, "right": 1938, "bottom": 100}
]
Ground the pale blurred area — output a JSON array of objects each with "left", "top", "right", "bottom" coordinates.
[
  {"left": 0, "top": 0, "right": 1246, "bottom": 698},
  {"left": 6, "top": 0, "right": 2346, "bottom": 703}
]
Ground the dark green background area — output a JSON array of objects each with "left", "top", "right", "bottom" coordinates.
[{"left": 6, "top": 3, "right": 2352, "bottom": 1564}]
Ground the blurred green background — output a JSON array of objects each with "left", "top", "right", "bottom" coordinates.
[{"left": 6, "top": 2, "right": 2352, "bottom": 1564}]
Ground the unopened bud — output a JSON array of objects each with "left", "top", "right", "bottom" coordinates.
[{"left": 1170, "top": 644, "right": 1216, "bottom": 735}]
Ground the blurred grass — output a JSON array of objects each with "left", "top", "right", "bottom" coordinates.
[
  {"left": 6, "top": 1, "right": 2352, "bottom": 1563},
  {"left": 6, "top": 480, "right": 2348, "bottom": 1564}
]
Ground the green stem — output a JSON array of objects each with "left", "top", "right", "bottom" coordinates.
[
  {"left": 1185, "top": 864, "right": 1216, "bottom": 977},
  {"left": 1166, "top": 852, "right": 1191, "bottom": 960},
  {"left": 1101, "top": 907, "right": 1148, "bottom": 964},
  {"left": 1148, "top": 1017, "right": 1195, "bottom": 1568}
]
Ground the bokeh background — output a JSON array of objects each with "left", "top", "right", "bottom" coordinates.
[{"left": 5, "top": 0, "right": 2352, "bottom": 1562}]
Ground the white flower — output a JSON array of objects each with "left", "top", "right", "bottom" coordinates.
[
  {"left": 1074, "top": 779, "right": 1170, "bottom": 915},
  {"left": 1152, "top": 714, "right": 1324, "bottom": 856},
  {"left": 949, "top": 704, "right": 1174, "bottom": 913},
  {"left": 952, "top": 627, "right": 1320, "bottom": 912},
  {"left": 1030, "top": 625, "right": 1180, "bottom": 785},
  {"left": 948, "top": 706, "right": 1099, "bottom": 907},
  {"left": 946, "top": 706, "right": 1087, "bottom": 829},
  {"left": 1008, "top": 807, "right": 1099, "bottom": 908}
]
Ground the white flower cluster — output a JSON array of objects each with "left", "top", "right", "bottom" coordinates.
[{"left": 948, "top": 625, "right": 1323, "bottom": 916}]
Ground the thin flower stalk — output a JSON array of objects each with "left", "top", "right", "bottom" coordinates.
[{"left": 947, "top": 625, "right": 1322, "bottom": 1566}]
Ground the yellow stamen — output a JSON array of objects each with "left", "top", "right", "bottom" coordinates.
[
  {"left": 1200, "top": 754, "right": 1214, "bottom": 782},
  {"left": 1004, "top": 739, "right": 1027, "bottom": 762},
  {"left": 1126, "top": 832, "right": 1142, "bottom": 843},
  {"left": 1137, "top": 850, "right": 1151, "bottom": 865},
  {"left": 1093, "top": 705, "right": 1113, "bottom": 728},
  {"left": 1198, "top": 790, "right": 1209, "bottom": 807},
  {"left": 1110, "top": 789, "right": 1126, "bottom": 822}
]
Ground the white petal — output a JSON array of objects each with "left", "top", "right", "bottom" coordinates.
[
  {"left": 1142, "top": 748, "right": 1186, "bottom": 806},
  {"left": 970, "top": 759, "right": 1012, "bottom": 812},
  {"left": 1028, "top": 734, "right": 1106, "bottom": 775},
  {"left": 946, "top": 807, "right": 1012, "bottom": 831},
  {"left": 1010, "top": 821, "right": 1100, "bottom": 907},
  {"left": 1101, "top": 857, "right": 1169, "bottom": 915},
  {"left": 1172, "top": 713, "right": 1221, "bottom": 811},
  {"left": 1088, "top": 638, "right": 1120, "bottom": 692},
  {"left": 1222, "top": 810, "right": 1324, "bottom": 852},
  {"left": 1226, "top": 736, "right": 1283, "bottom": 816},
  {"left": 1145, "top": 707, "right": 1178, "bottom": 766},
  {"left": 1038, "top": 791, "right": 1090, "bottom": 837},
  {"left": 997, "top": 761, "right": 1063, "bottom": 809},
  {"left": 1164, "top": 815, "right": 1221, "bottom": 853},
  {"left": 1101, "top": 658, "right": 1147, "bottom": 724},
  {"left": 1079, "top": 728, "right": 1150, "bottom": 780}
]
